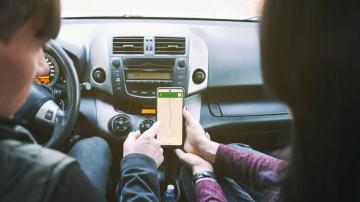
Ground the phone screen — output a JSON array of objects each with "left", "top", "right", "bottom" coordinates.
[{"left": 156, "top": 88, "right": 184, "bottom": 146}]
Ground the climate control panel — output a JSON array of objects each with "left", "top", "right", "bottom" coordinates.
[{"left": 109, "top": 115, "right": 131, "bottom": 135}]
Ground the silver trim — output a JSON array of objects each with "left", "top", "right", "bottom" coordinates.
[
  {"left": 35, "top": 100, "right": 60, "bottom": 125},
  {"left": 95, "top": 98, "right": 119, "bottom": 134},
  {"left": 188, "top": 34, "right": 209, "bottom": 95},
  {"left": 184, "top": 94, "right": 202, "bottom": 122},
  {"left": 90, "top": 34, "right": 113, "bottom": 95}
]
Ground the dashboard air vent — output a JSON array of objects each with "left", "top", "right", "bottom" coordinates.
[
  {"left": 113, "top": 37, "right": 144, "bottom": 54},
  {"left": 155, "top": 37, "right": 185, "bottom": 55}
]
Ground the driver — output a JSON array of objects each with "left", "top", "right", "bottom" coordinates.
[{"left": 0, "top": 0, "right": 164, "bottom": 202}]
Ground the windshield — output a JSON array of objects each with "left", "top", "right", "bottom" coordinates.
[{"left": 61, "top": 0, "right": 264, "bottom": 20}]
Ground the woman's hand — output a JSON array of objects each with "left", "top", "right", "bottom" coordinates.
[
  {"left": 183, "top": 108, "right": 219, "bottom": 163},
  {"left": 175, "top": 149, "right": 213, "bottom": 175}
]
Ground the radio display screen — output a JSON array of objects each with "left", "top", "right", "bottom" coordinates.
[{"left": 126, "top": 72, "right": 171, "bottom": 80}]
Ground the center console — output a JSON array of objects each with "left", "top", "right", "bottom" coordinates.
[{"left": 89, "top": 33, "right": 208, "bottom": 137}]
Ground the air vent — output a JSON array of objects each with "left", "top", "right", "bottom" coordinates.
[
  {"left": 113, "top": 37, "right": 144, "bottom": 54},
  {"left": 155, "top": 37, "right": 185, "bottom": 55}
]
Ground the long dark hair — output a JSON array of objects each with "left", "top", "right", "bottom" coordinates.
[{"left": 261, "top": 0, "right": 360, "bottom": 201}]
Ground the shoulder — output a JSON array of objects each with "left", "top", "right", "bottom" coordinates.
[
  {"left": 0, "top": 139, "right": 76, "bottom": 167},
  {"left": 0, "top": 140, "right": 78, "bottom": 202}
]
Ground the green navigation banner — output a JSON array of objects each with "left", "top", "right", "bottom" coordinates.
[{"left": 157, "top": 92, "right": 183, "bottom": 98}]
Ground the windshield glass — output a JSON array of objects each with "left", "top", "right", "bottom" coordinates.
[{"left": 62, "top": 0, "right": 264, "bottom": 20}]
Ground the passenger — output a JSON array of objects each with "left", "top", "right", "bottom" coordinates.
[
  {"left": 0, "top": 0, "right": 164, "bottom": 202},
  {"left": 176, "top": 0, "right": 360, "bottom": 202}
]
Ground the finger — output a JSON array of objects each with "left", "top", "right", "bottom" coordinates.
[
  {"left": 205, "top": 132, "right": 211, "bottom": 140},
  {"left": 175, "top": 149, "right": 192, "bottom": 165},
  {"left": 155, "top": 139, "right": 161, "bottom": 145},
  {"left": 141, "top": 121, "right": 162, "bottom": 139},
  {"left": 183, "top": 108, "right": 197, "bottom": 125},
  {"left": 184, "top": 119, "right": 190, "bottom": 128},
  {"left": 175, "top": 149, "right": 185, "bottom": 161},
  {"left": 125, "top": 130, "right": 141, "bottom": 144},
  {"left": 157, "top": 155, "right": 165, "bottom": 167}
]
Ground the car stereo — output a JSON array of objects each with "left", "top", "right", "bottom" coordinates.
[{"left": 110, "top": 58, "right": 187, "bottom": 98}]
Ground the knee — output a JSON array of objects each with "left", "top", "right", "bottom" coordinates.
[{"left": 71, "top": 136, "right": 112, "bottom": 160}]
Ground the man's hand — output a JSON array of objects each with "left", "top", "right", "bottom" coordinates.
[
  {"left": 123, "top": 122, "right": 164, "bottom": 167},
  {"left": 175, "top": 149, "right": 213, "bottom": 175},
  {"left": 33, "top": 48, "right": 50, "bottom": 77},
  {"left": 183, "top": 108, "right": 219, "bottom": 163}
]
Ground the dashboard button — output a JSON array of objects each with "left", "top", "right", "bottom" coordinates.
[
  {"left": 112, "top": 60, "right": 121, "bottom": 68},
  {"left": 175, "top": 73, "right": 185, "bottom": 80},
  {"left": 193, "top": 69, "right": 206, "bottom": 84},
  {"left": 45, "top": 110, "right": 54, "bottom": 121},
  {"left": 93, "top": 68, "right": 106, "bottom": 83},
  {"left": 176, "top": 81, "right": 185, "bottom": 86},
  {"left": 178, "top": 59, "right": 186, "bottom": 68}
]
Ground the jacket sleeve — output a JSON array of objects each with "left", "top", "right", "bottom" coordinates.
[
  {"left": 215, "top": 144, "right": 287, "bottom": 191},
  {"left": 195, "top": 179, "right": 227, "bottom": 202},
  {"left": 119, "top": 153, "right": 160, "bottom": 202}
]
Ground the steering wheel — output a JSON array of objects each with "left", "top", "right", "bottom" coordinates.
[{"left": 15, "top": 40, "right": 80, "bottom": 148}]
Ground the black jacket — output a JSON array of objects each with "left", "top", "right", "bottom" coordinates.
[
  {"left": 0, "top": 118, "right": 160, "bottom": 202},
  {"left": 0, "top": 118, "right": 106, "bottom": 202},
  {"left": 119, "top": 153, "right": 160, "bottom": 201}
]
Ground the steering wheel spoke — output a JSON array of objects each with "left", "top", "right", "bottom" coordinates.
[{"left": 35, "top": 100, "right": 60, "bottom": 126}]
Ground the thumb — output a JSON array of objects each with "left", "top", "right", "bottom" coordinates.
[
  {"left": 205, "top": 132, "right": 211, "bottom": 140},
  {"left": 175, "top": 149, "right": 192, "bottom": 166}
]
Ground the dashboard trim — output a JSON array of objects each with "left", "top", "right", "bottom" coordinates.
[{"left": 89, "top": 34, "right": 114, "bottom": 95}]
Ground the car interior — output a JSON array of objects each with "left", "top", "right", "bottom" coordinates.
[{"left": 16, "top": 0, "right": 292, "bottom": 201}]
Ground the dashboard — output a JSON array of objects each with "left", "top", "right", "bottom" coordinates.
[{"left": 53, "top": 18, "right": 291, "bottom": 149}]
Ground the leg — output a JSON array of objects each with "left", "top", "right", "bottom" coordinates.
[{"left": 69, "top": 136, "right": 112, "bottom": 197}]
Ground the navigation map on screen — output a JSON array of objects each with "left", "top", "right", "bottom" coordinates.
[{"left": 156, "top": 88, "right": 183, "bottom": 146}]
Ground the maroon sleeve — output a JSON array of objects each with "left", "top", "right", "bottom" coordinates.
[
  {"left": 195, "top": 179, "right": 227, "bottom": 202},
  {"left": 215, "top": 144, "right": 287, "bottom": 191}
]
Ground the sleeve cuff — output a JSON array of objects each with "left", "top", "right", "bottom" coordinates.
[
  {"left": 121, "top": 153, "right": 157, "bottom": 171},
  {"left": 214, "top": 144, "right": 232, "bottom": 174}
]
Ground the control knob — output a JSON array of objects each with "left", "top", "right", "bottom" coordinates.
[
  {"left": 111, "top": 115, "right": 131, "bottom": 135},
  {"left": 192, "top": 69, "right": 206, "bottom": 84},
  {"left": 112, "top": 59, "right": 121, "bottom": 68},
  {"left": 178, "top": 59, "right": 186, "bottom": 68},
  {"left": 140, "top": 119, "right": 155, "bottom": 133}
]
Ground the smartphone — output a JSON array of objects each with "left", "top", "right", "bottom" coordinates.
[{"left": 156, "top": 87, "right": 184, "bottom": 147}]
